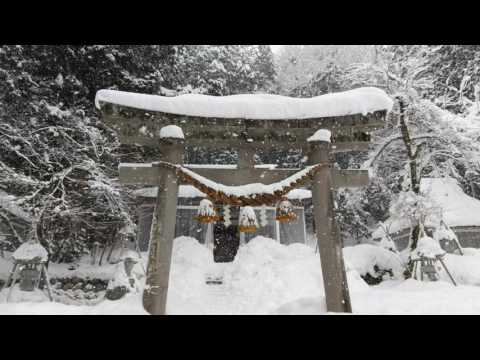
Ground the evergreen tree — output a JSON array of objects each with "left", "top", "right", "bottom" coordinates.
[{"left": 171, "top": 45, "right": 276, "bottom": 95}]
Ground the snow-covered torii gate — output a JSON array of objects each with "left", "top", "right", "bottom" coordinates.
[{"left": 95, "top": 87, "right": 393, "bottom": 315}]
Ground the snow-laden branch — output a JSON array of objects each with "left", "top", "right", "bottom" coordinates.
[{"left": 365, "top": 134, "right": 445, "bottom": 168}]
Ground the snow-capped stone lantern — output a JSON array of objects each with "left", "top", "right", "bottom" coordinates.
[
  {"left": 275, "top": 198, "right": 297, "bottom": 223},
  {"left": 4, "top": 227, "right": 53, "bottom": 302},
  {"left": 196, "top": 199, "right": 220, "bottom": 224},
  {"left": 410, "top": 224, "right": 457, "bottom": 285},
  {"left": 238, "top": 206, "right": 259, "bottom": 233}
]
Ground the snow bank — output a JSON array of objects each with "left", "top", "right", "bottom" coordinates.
[
  {"left": 442, "top": 252, "right": 480, "bottom": 286},
  {"left": 5, "top": 238, "right": 480, "bottom": 314},
  {"left": 277, "top": 279, "right": 480, "bottom": 315},
  {"left": 96, "top": 87, "right": 393, "bottom": 120},
  {"left": 0, "top": 292, "right": 146, "bottom": 315},
  {"left": 167, "top": 236, "right": 367, "bottom": 314},
  {"left": 353, "top": 279, "right": 480, "bottom": 315}
]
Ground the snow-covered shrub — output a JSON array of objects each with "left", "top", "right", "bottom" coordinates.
[{"left": 343, "top": 244, "right": 405, "bottom": 285}]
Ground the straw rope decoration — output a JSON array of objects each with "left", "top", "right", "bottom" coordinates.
[{"left": 153, "top": 161, "right": 328, "bottom": 206}]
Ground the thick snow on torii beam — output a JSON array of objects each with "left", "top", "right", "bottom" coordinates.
[
  {"left": 95, "top": 87, "right": 392, "bottom": 151},
  {"left": 95, "top": 87, "right": 393, "bottom": 120}
]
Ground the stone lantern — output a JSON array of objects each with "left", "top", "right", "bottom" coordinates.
[{"left": 4, "top": 225, "right": 53, "bottom": 302}]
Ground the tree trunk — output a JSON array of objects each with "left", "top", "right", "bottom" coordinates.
[{"left": 396, "top": 95, "right": 421, "bottom": 278}]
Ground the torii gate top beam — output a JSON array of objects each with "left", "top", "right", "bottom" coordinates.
[{"left": 95, "top": 87, "right": 393, "bottom": 151}]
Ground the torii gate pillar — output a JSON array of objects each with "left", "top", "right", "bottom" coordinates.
[
  {"left": 143, "top": 138, "right": 184, "bottom": 315},
  {"left": 309, "top": 140, "right": 352, "bottom": 313}
]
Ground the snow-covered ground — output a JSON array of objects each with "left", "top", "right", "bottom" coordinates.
[{"left": 2, "top": 236, "right": 480, "bottom": 315}]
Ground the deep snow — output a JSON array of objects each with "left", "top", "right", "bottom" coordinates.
[{"left": 2, "top": 236, "right": 480, "bottom": 314}]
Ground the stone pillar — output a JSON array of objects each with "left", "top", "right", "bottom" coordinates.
[
  {"left": 308, "top": 140, "right": 352, "bottom": 313},
  {"left": 143, "top": 138, "right": 184, "bottom": 315}
]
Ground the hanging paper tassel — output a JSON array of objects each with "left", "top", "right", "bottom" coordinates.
[
  {"left": 276, "top": 198, "right": 297, "bottom": 222},
  {"left": 239, "top": 206, "right": 259, "bottom": 233},
  {"left": 260, "top": 205, "right": 268, "bottom": 227},
  {"left": 196, "top": 199, "right": 219, "bottom": 224},
  {"left": 223, "top": 204, "right": 231, "bottom": 227}
]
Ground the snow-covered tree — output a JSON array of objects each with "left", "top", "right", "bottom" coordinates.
[
  {"left": 171, "top": 45, "right": 276, "bottom": 96},
  {"left": 0, "top": 46, "right": 152, "bottom": 261},
  {"left": 0, "top": 45, "right": 278, "bottom": 262},
  {"left": 275, "top": 45, "right": 376, "bottom": 95}
]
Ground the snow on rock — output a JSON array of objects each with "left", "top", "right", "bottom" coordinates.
[
  {"left": 95, "top": 87, "right": 393, "bottom": 120},
  {"left": 307, "top": 129, "right": 331, "bottom": 143},
  {"left": 106, "top": 256, "right": 144, "bottom": 295},
  {"left": 343, "top": 244, "right": 404, "bottom": 279},
  {"left": 12, "top": 241, "right": 48, "bottom": 262},
  {"left": 159, "top": 125, "right": 184, "bottom": 139}
]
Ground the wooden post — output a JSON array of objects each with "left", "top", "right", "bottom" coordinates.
[
  {"left": 6, "top": 263, "right": 20, "bottom": 303},
  {"left": 41, "top": 263, "right": 54, "bottom": 301},
  {"left": 308, "top": 140, "right": 352, "bottom": 313},
  {"left": 143, "top": 138, "right": 184, "bottom": 315},
  {"left": 4, "top": 262, "right": 18, "bottom": 290}
]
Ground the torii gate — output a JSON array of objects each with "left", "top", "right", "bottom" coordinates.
[{"left": 96, "top": 88, "right": 392, "bottom": 315}]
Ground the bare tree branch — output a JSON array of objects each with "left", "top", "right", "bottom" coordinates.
[{"left": 365, "top": 134, "right": 444, "bottom": 168}]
